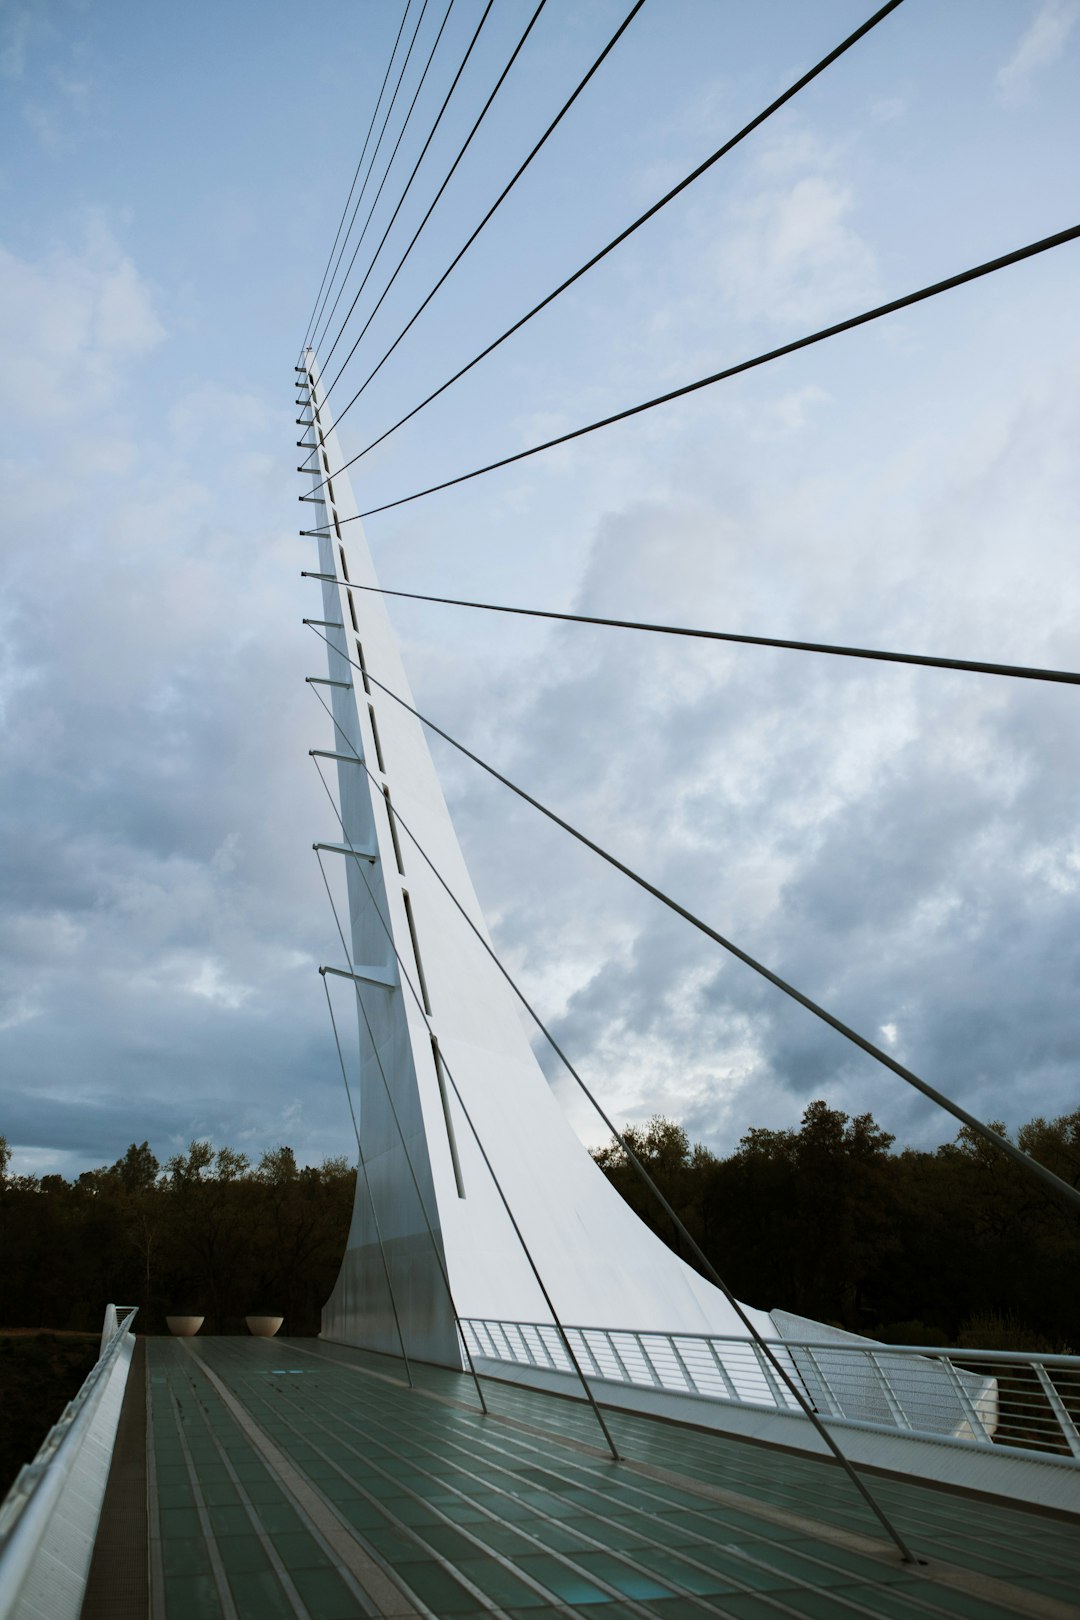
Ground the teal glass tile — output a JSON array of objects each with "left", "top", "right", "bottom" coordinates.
[
  {"left": 162, "top": 1535, "right": 212, "bottom": 1577},
  {"left": 253, "top": 1502, "right": 303, "bottom": 1534},
  {"left": 289, "top": 1565, "right": 366, "bottom": 1620},
  {"left": 224, "top": 1567, "right": 297, "bottom": 1620},
  {"left": 409, "top": 1523, "right": 480, "bottom": 1560},
  {"left": 676, "top": 1598, "right": 791, "bottom": 1619},
  {"left": 509, "top": 1552, "right": 617, "bottom": 1604},
  {"left": 159, "top": 1506, "right": 202, "bottom": 1538},
  {"left": 156, "top": 1483, "right": 196, "bottom": 1509},
  {"left": 391, "top": 1560, "right": 489, "bottom": 1614},
  {"left": 621, "top": 1545, "right": 738, "bottom": 1596},
  {"left": 232, "top": 1459, "right": 271, "bottom": 1482},
  {"left": 380, "top": 1494, "right": 442, "bottom": 1527},
  {"left": 467, "top": 1493, "right": 534, "bottom": 1522},
  {"left": 216, "top": 1534, "right": 272, "bottom": 1574},
  {"left": 453, "top": 1555, "right": 554, "bottom": 1608},
  {"left": 466, "top": 1519, "right": 540, "bottom": 1556},
  {"left": 353, "top": 1525, "right": 421, "bottom": 1564},
  {"left": 163, "top": 1571, "right": 224, "bottom": 1620},
  {"left": 653, "top": 1543, "right": 787, "bottom": 1590},
  {"left": 208, "top": 1505, "right": 251, "bottom": 1537},
  {"left": 339, "top": 1498, "right": 392, "bottom": 1530},
  {"left": 514, "top": 1490, "right": 581, "bottom": 1519},
  {"left": 200, "top": 1479, "right": 242, "bottom": 1507},
  {"left": 269, "top": 1529, "right": 331, "bottom": 1571},
  {"left": 563, "top": 1550, "right": 675, "bottom": 1601}
]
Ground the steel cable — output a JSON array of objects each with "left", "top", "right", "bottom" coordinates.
[
  {"left": 301, "top": 620, "right": 1080, "bottom": 1218},
  {"left": 300, "top": 0, "right": 414, "bottom": 354},
  {"left": 300, "top": 575, "right": 1080, "bottom": 687},
  {"left": 317, "top": 0, "right": 496, "bottom": 381},
  {"left": 313, "top": 0, "right": 449, "bottom": 359},
  {"left": 319, "top": 0, "right": 556, "bottom": 404},
  {"left": 328, "top": 0, "right": 647, "bottom": 421},
  {"left": 304, "top": 0, "right": 906, "bottom": 490},
  {"left": 311, "top": 222, "right": 1080, "bottom": 517}
]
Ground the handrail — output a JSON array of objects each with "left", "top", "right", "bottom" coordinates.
[
  {"left": 0, "top": 1304, "right": 138, "bottom": 1619},
  {"left": 472, "top": 1319, "right": 1080, "bottom": 1367},
  {"left": 460, "top": 1317, "right": 1080, "bottom": 1470}
]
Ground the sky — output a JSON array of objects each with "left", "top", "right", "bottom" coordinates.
[{"left": 1, "top": 0, "right": 1079, "bottom": 1178}]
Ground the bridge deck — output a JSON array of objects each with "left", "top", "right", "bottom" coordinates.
[{"left": 145, "top": 1336, "right": 1080, "bottom": 1619}]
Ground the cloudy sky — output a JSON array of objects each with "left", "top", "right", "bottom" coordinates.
[{"left": 2, "top": 0, "right": 1078, "bottom": 1177}]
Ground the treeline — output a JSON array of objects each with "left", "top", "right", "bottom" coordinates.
[
  {"left": 0, "top": 1139, "right": 355, "bottom": 1336},
  {"left": 592, "top": 1101, "right": 1080, "bottom": 1351},
  {"left": 2, "top": 1101, "right": 1078, "bottom": 1347}
]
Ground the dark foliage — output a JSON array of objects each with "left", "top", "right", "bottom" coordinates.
[
  {"left": 0, "top": 1136, "right": 355, "bottom": 1337},
  {"left": 0, "top": 1332, "right": 99, "bottom": 1495},
  {"left": 1, "top": 1101, "right": 1077, "bottom": 1353},
  {"left": 591, "top": 1102, "right": 1080, "bottom": 1350}
]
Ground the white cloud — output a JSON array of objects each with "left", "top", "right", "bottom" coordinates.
[
  {"left": 0, "top": 222, "right": 164, "bottom": 422},
  {"left": 187, "top": 957, "right": 254, "bottom": 1009},
  {"left": 996, "top": 0, "right": 1080, "bottom": 104},
  {"left": 710, "top": 174, "right": 878, "bottom": 328},
  {"left": 436, "top": 322, "right": 1080, "bottom": 1154}
]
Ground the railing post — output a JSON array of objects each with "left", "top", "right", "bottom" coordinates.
[
  {"left": 801, "top": 1347, "right": 843, "bottom": 1419},
  {"left": 751, "top": 1340, "right": 792, "bottom": 1410},
  {"left": 634, "top": 1333, "right": 665, "bottom": 1390},
  {"left": 940, "top": 1355, "right": 994, "bottom": 1442},
  {"left": 604, "top": 1331, "right": 634, "bottom": 1386},
  {"left": 867, "top": 1351, "right": 913, "bottom": 1431},
  {"left": 534, "top": 1324, "right": 560, "bottom": 1372},
  {"left": 703, "top": 1338, "right": 742, "bottom": 1401},
  {"left": 1034, "top": 1363, "right": 1080, "bottom": 1459},
  {"left": 667, "top": 1336, "right": 700, "bottom": 1395},
  {"left": 478, "top": 1320, "right": 498, "bottom": 1358},
  {"left": 575, "top": 1330, "right": 605, "bottom": 1381}
]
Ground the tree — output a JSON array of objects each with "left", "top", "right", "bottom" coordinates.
[
  {"left": 110, "top": 1141, "right": 159, "bottom": 1194},
  {"left": 159, "top": 1141, "right": 253, "bottom": 1329},
  {"left": 592, "top": 1116, "right": 716, "bottom": 1259}
]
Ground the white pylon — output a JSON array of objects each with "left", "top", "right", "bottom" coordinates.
[{"left": 299, "top": 348, "right": 780, "bottom": 1366}]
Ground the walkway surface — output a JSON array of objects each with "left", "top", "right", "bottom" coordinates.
[{"left": 145, "top": 1336, "right": 1080, "bottom": 1619}]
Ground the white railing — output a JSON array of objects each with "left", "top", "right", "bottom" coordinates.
[
  {"left": 0, "top": 1304, "right": 138, "bottom": 1620},
  {"left": 460, "top": 1317, "right": 1080, "bottom": 1466}
]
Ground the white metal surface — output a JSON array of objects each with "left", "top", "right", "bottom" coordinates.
[
  {"left": 302, "top": 351, "right": 783, "bottom": 1364},
  {"left": 0, "top": 1306, "right": 136, "bottom": 1620}
]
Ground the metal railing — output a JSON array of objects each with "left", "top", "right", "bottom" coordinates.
[
  {"left": 460, "top": 1317, "right": 1080, "bottom": 1466},
  {"left": 0, "top": 1304, "right": 138, "bottom": 1620}
]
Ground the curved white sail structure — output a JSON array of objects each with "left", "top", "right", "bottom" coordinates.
[{"left": 299, "top": 348, "right": 787, "bottom": 1369}]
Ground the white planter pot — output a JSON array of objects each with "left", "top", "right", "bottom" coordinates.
[
  {"left": 246, "top": 1315, "right": 284, "bottom": 1337},
  {"left": 166, "top": 1315, "right": 204, "bottom": 1336}
]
